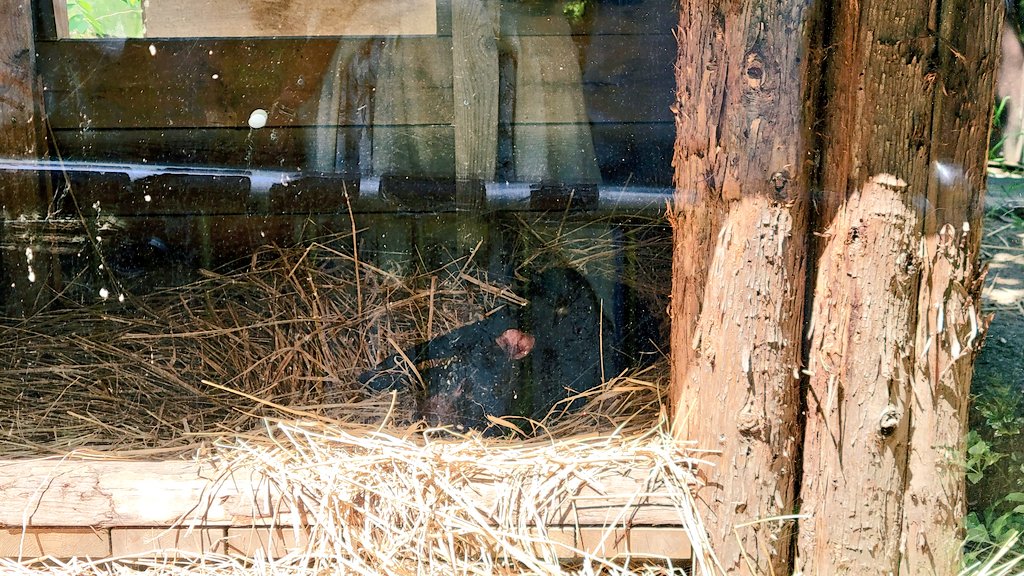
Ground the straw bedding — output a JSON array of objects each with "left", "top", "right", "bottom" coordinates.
[{"left": 0, "top": 231, "right": 719, "bottom": 575}]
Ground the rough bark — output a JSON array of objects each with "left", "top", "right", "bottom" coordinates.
[
  {"left": 669, "top": 1, "right": 813, "bottom": 573},
  {"left": 902, "top": 0, "right": 1001, "bottom": 573},
  {"left": 796, "top": 0, "right": 1000, "bottom": 573}
]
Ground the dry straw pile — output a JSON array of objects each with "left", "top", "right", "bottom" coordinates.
[{"left": 0, "top": 232, "right": 719, "bottom": 575}]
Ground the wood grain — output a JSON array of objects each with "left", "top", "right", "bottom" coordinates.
[
  {"left": 110, "top": 527, "right": 224, "bottom": 556},
  {"left": 143, "top": 0, "right": 437, "bottom": 38},
  {"left": 0, "top": 528, "right": 109, "bottom": 559},
  {"left": 0, "top": 459, "right": 688, "bottom": 528},
  {"left": 451, "top": 0, "right": 500, "bottom": 182},
  {"left": 0, "top": 0, "right": 50, "bottom": 316},
  {"left": 670, "top": 0, "right": 813, "bottom": 573}
]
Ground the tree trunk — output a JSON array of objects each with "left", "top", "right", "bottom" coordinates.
[
  {"left": 669, "top": 1, "right": 814, "bottom": 573},
  {"left": 796, "top": 0, "right": 1000, "bottom": 574}
]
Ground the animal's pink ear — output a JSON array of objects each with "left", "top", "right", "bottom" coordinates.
[{"left": 496, "top": 329, "right": 535, "bottom": 360}]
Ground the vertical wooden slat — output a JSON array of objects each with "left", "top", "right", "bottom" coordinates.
[
  {"left": 50, "top": 0, "right": 68, "bottom": 38},
  {"left": 451, "top": 0, "right": 499, "bottom": 186},
  {"left": 0, "top": 0, "right": 48, "bottom": 316},
  {"left": 503, "top": 6, "right": 600, "bottom": 184}
]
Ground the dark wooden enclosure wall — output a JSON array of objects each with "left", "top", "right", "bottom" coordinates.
[
  {"left": 0, "top": 0, "right": 681, "bottom": 313},
  {"left": 36, "top": 7, "right": 676, "bottom": 180}
]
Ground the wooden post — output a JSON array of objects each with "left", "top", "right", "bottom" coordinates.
[
  {"left": 903, "top": 0, "right": 1001, "bottom": 572},
  {"left": 669, "top": 1, "right": 813, "bottom": 573},
  {"left": 0, "top": 0, "right": 48, "bottom": 316},
  {"left": 796, "top": 0, "right": 1000, "bottom": 573}
]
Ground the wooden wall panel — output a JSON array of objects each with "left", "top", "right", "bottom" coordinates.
[
  {"left": 0, "top": 525, "right": 690, "bottom": 561},
  {"left": 224, "top": 526, "right": 310, "bottom": 557},
  {"left": 46, "top": 128, "right": 322, "bottom": 167},
  {"left": 38, "top": 35, "right": 672, "bottom": 131},
  {"left": 218, "top": 526, "right": 691, "bottom": 560},
  {"left": 37, "top": 39, "right": 345, "bottom": 130}
]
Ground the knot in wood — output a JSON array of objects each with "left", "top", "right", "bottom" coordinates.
[
  {"left": 744, "top": 52, "right": 765, "bottom": 89},
  {"left": 737, "top": 407, "right": 761, "bottom": 436},
  {"left": 937, "top": 222, "right": 957, "bottom": 249},
  {"left": 879, "top": 405, "right": 901, "bottom": 437},
  {"left": 769, "top": 170, "right": 790, "bottom": 201}
]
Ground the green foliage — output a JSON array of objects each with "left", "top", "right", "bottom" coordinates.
[
  {"left": 960, "top": 531, "right": 1024, "bottom": 576},
  {"left": 990, "top": 97, "right": 1011, "bottom": 163},
  {"left": 563, "top": 0, "right": 587, "bottom": 22},
  {"left": 966, "top": 505, "right": 1024, "bottom": 568},
  {"left": 975, "top": 379, "right": 1024, "bottom": 440},
  {"left": 968, "top": 430, "right": 1007, "bottom": 486},
  {"left": 967, "top": 374, "right": 1024, "bottom": 566},
  {"left": 67, "top": 0, "right": 144, "bottom": 38}
]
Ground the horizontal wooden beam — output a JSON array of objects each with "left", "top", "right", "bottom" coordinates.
[
  {"left": 0, "top": 459, "right": 690, "bottom": 529},
  {"left": 37, "top": 35, "right": 674, "bottom": 130},
  {"left": 0, "top": 457, "right": 693, "bottom": 560},
  {"left": 142, "top": 0, "right": 438, "bottom": 38},
  {"left": 0, "top": 525, "right": 691, "bottom": 560}
]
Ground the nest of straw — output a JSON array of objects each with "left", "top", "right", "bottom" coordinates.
[{"left": 0, "top": 227, "right": 668, "bottom": 455}]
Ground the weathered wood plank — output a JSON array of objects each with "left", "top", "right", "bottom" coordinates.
[
  {"left": 50, "top": 0, "right": 69, "bottom": 38},
  {"left": 39, "top": 35, "right": 672, "bottom": 131},
  {"left": 498, "top": 0, "right": 676, "bottom": 36},
  {"left": 110, "top": 527, "right": 225, "bottom": 556},
  {"left": 580, "top": 35, "right": 676, "bottom": 125},
  {"left": 372, "top": 39, "right": 455, "bottom": 178},
  {"left": 224, "top": 526, "right": 309, "bottom": 557},
  {"left": 503, "top": 8, "right": 600, "bottom": 184},
  {"left": 0, "top": 2, "right": 40, "bottom": 166},
  {"left": 47, "top": 127, "right": 341, "bottom": 168},
  {"left": 0, "top": 528, "right": 109, "bottom": 558},
  {"left": 451, "top": 0, "right": 500, "bottom": 183},
  {"left": 38, "top": 33, "right": 672, "bottom": 182},
  {"left": 577, "top": 527, "right": 690, "bottom": 559},
  {"left": 220, "top": 525, "right": 691, "bottom": 560},
  {"left": 0, "top": 0, "right": 49, "bottom": 316},
  {"left": 143, "top": 0, "right": 437, "bottom": 38},
  {"left": 0, "top": 525, "right": 691, "bottom": 560},
  {"left": 0, "top": 460, "right": 229, "bottom": 527},
  {"left": 0, "top": 459, "right": 689, "bottom": 528},
  {"left": 36, "top": 39, "right": 341, "bottom": 130}
]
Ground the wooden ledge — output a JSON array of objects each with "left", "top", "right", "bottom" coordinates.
[
  {"left": 0, "top": 459, "right": 693, "bottom": 560},
  {"left": 0, "top": 525, "right": 690, "bottom": 560}
]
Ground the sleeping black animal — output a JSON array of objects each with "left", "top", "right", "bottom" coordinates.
[{"left": 358, "top": 266, "right": 656, "bottom": 434}]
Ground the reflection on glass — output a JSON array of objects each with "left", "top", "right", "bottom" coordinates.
[{"left": 1, "top": 0, "right": 675, "bottom": 441}]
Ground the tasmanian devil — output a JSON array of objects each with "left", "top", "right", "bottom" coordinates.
[
  {"left": 358, "top": 305, "right": 535, "bottom": 431},
  {"left": 358, "top": 266, "right": 626, "bottom": 433}
]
